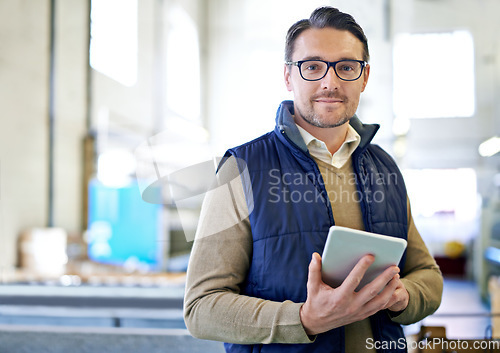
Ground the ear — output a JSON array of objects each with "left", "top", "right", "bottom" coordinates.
[
  {"left": 284, "top": 64, "right": 293, "bottom": 92},
  {"left": 361, "top": 64, "right": 370, "bottom": 92}
]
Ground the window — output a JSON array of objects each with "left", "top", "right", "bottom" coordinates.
[
  {"left": 165, "top": 5, "right": 201, "bottom": 123},
  {"left": 403, "top": 168, "right": 479, "bottom": 248},
  {"left": 393, "top": 31, "right": 475, "bottom": 119},
  {"left": 90, "top": 0, "right": 138, "bottom": 86}
]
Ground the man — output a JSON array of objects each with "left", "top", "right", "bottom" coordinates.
[{"left": 184, "top": 6, "right": 442, "bottom": 353}]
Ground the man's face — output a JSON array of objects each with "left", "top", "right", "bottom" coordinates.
[{"left": 284, "top": 27, "right": 370, "bottom": 129}]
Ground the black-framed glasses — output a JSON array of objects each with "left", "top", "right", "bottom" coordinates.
[{"left": 285, "top": 59, "right": 367, "bottom": 82}]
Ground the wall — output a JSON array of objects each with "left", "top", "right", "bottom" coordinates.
[
  {"left": 390, "top": 0, "right": 500, "bottom": 284},
  {"left": 0, "top": 0, "right": 88, "bottom": 270},
  {"left": 0, "top": 0, "right": 203, "bottom": 270},
  {"left": 54, "top": 0, "right": 88, "bottom": 232},
  {"left": 392, "top": 0, "right": 500, "bottom": 177},
  {"left": 90, "top": 0, "right": 156, "bottom": 140},
  {"left": 1, "top": 0, "right": 49, "bottom": 270}
]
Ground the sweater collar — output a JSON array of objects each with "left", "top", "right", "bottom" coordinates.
[{"left": 275, "top": 100, "right": 379, "bottom": 154}]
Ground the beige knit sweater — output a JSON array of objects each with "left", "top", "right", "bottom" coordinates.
[{"left": 184, "top": 155, "right": 443, "bottom": 352}]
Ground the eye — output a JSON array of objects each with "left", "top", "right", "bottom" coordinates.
[
  {"left": 338, "top": 64, "right": 355, "bottom": 72},
  {"left": 304, "top": 64, "right": 320, "bottom": 71},
  {"left": 300, "top": 61, "right": 325, "bottom": 72}
]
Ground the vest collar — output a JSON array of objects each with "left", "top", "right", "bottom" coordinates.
[
  {"left": 275, "top": 100, "right": 309, "bottom": 153},
  {"left": 275, "top": 100, "right": 380, "bottom": 155}
]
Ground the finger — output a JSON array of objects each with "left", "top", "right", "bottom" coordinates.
[
  {"left": 373, "top": 265, "right": 400, "bottom": 288},
  {"left": 385, "top": 287, "right": 404, "bottom": 310},
  {"left": 357, "top": 266, "right": 400, "bottom": 302},
  {"left": 362, "top": 274, "right": 400, "bottom": 313},
  {"left": 387, "top": 278, "right": 409, "bottom": 311},
  {"left": 306, "top": 252, "right": 323, "bottom": 294},
  {"left": 377, "top": 274, "right": 400, "bottom": 302},
  {"left": 340, "top": 254, "right": 375, "bottom": 293}
]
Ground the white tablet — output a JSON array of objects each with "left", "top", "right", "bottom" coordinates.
[{"left": 321, "top": 226, "right": 407, "bottom": 290}]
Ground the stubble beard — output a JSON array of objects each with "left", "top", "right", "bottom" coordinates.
[
  {"left": 297, "top": 107, "right": 351, "bottom": 128},
  {"left": 295, "top": 92, "right": 352, "bottom": 128}
]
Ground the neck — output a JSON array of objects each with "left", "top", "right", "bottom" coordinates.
[{"left": 295, "top": 118, "right": 350, "bottom": 155}]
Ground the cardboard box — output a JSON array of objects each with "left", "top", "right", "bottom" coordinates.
[
  {"left": 19, "top": 228, "right": 68, "bottom": 277},
  {"left": 490, "top": 276, "right": 500, "bottom": 339}
]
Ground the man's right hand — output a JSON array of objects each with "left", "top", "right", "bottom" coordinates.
[{"left": 299, "top": 252, "right": 401, "bottom": 336}]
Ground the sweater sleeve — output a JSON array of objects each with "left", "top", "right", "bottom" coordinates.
[
  {"left": 183, "top": 156, "right": 313, "bottom": 344},
  {"left": 389, "top": 199, "right": 444, "bottom": 325}
]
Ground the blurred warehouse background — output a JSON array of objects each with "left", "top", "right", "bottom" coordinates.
[{"left": 1, "top": 0, "right": 500, "bottom": 351}]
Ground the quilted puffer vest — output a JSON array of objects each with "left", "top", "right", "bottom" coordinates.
[{"left": 222, "top": 101, "right": 408, "bottom": 353}]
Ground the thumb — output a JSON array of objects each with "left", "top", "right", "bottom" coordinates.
[{"left": 307, "top": 252, "right": 323, "bottom": 292}]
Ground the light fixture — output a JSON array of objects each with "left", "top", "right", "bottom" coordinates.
[{"left": 479, "top": 136, "right": 500, "bottom": 157}]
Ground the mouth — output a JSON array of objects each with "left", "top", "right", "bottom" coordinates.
[
  {"left": 313, "top": 98, "right": 343, "bottom": 104},
  {"left": 312, "top": 93, "right": 345, "bottom": 104}
]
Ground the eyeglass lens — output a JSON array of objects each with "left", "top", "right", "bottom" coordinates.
[{"left": 300, "top": 60, "right": 363, "bottom": 81}]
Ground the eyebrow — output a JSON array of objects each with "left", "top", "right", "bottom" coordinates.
[
  {"left": 301, "top": 56, "right": 323, "bottom": 61},
  {"left": 300, "top": 56, "right": 362, "bottom": 62}
]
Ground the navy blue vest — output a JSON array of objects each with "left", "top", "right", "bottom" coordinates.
[{"left": 222, "top": 101, "right": 408, "bottom": 353}]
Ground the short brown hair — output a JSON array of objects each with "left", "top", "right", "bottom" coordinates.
[{"left": 285, "top": 7, "right": 369, "bottom": 62}]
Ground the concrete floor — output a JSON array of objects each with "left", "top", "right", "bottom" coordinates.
[
  {"left": 0, "top": 325, "right": 225, "bottom": 353},
  {"left": 405, "top": 278, "right": 492, "bottom": 339},
  {"left": 0, "top": 278, "right": 493, "bottom": 352}
]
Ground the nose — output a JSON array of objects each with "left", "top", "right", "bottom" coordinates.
[{"left": 320, "top": 66, "right": 341, "bottom": 90}]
